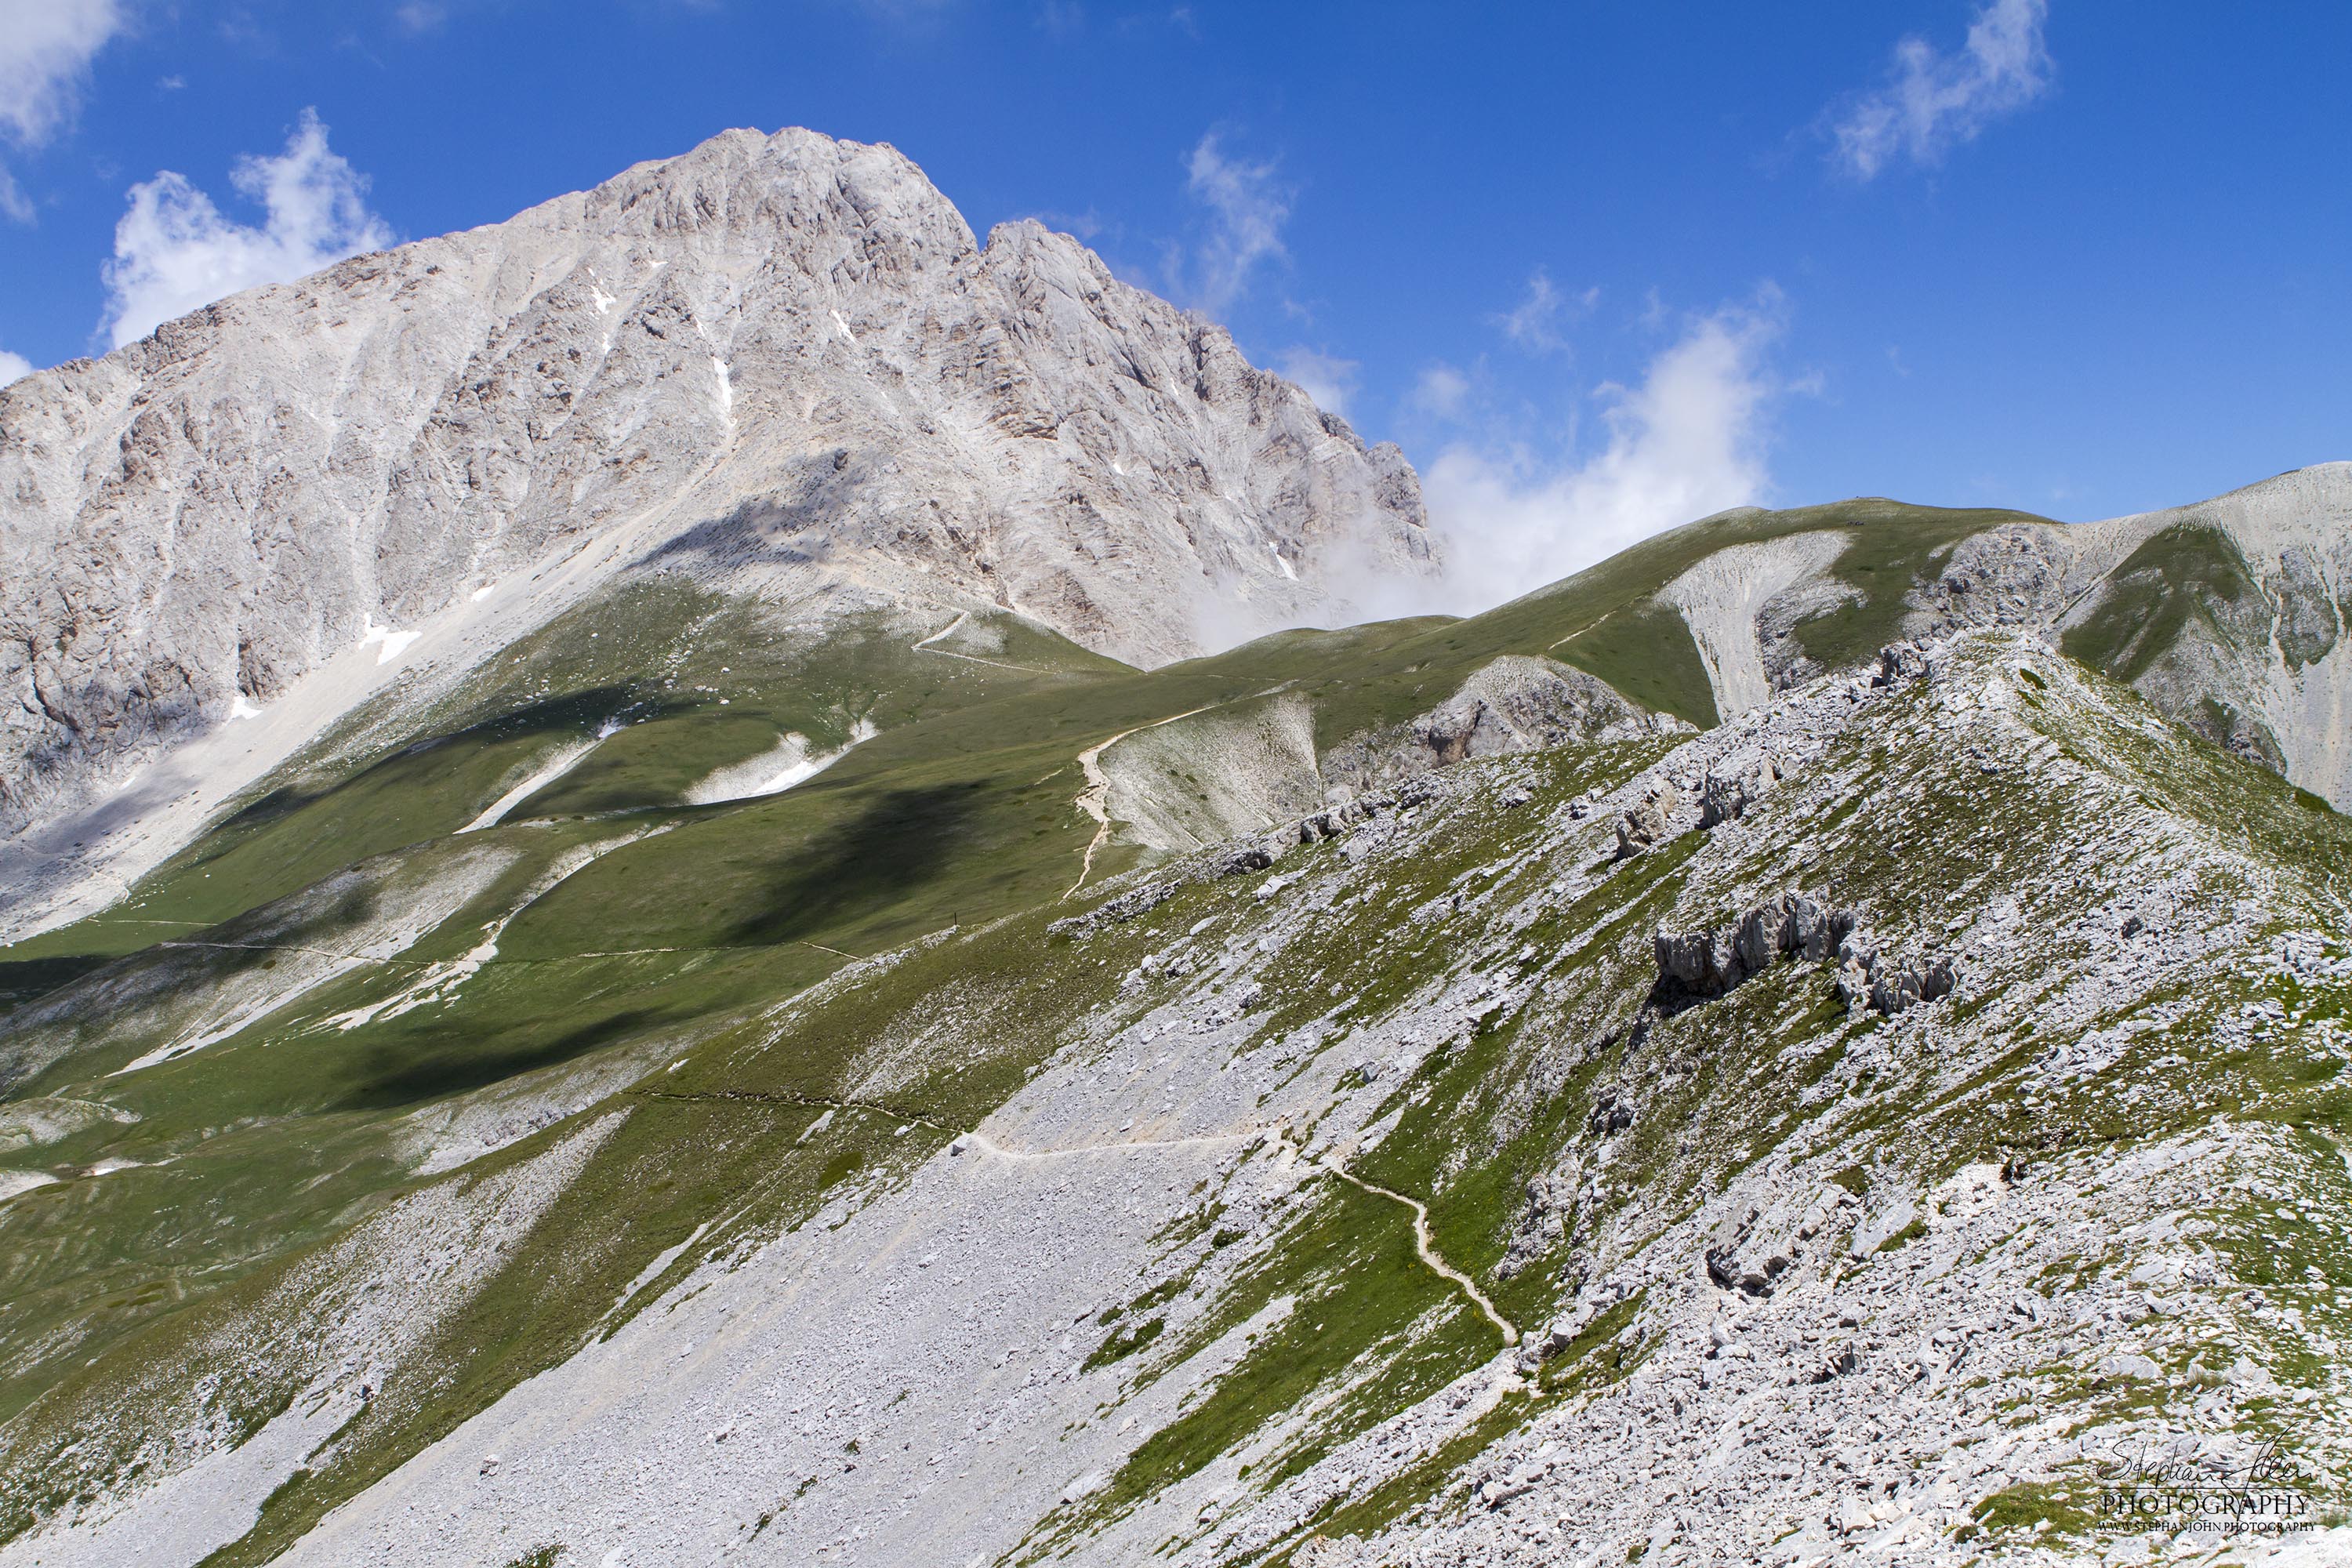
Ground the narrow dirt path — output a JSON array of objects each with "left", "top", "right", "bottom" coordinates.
[
  {"left": 1547, "top": 609, "right": 1612, "bottom": 650},
  {"left": 160, "top": 937, "right": 846, "bottom": 966},
  {"left": 645, "top": 1087, "right": 1520, "bottom": 1346},
  {"left": 959, "top": 1125, "right": 1265, "bottom": 1163},
  {"left": 1312, "top": 1160, "right": 1520, "bottom": 1345},
  {"left": 1062, "top": 705, "right": 1217, "bottom": 898},
  {"left": 912, "top": 610, "right": 1044, "bottom": 673}
]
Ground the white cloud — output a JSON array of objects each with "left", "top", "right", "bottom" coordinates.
[
  {"left": 1411, "top": 363, "right": 1471, "bottom": 421},
  {"left": 1417, "top": 291, "right": 1788, "bottom": 615},
  {"left": 1276, "top": 347, "right": 1356, "bottom": 417},
  {"left": 1025, "top": 206, "right": 1105, "bottom": 240},
  {"left": 1492, "top": 269, "right": 1595, "bottom": 353},
  {"left": 1831, "top": 0, "right": 2053, "bottom": 179},
  {"left": 1176, "top": 131, "right": 1289, "bottom": 316},
  {"left": 0, "top": 347, "right": 34, "bottom": 386},
  {"left": 100, "top": 109, "right": 394, "bottom": 349},
  {"left": 0, "top": 0, "right": 127, "bottom": 220}
]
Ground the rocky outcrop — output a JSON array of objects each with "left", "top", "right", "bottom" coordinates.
[
  {"left": 1653, "top": 891, "right": 1857, "bottom": 998},
  {"left": 1834, "top": 946, "right": 1959, "bottom": 1015},
  {"left": 1698, "top": 757, "right": 1779, "bottom": 827},
  {"left": 1654, "top": 890, "right": 1958, "bottom": 1016},
  {"left": 1613, "top": 785, "right": 1681, "bottom": 860},
  {"left": 1321, "top": 655, "right": 1676, "bottom": 797}
]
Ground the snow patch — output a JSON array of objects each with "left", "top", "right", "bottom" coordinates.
[
  {"left": 229, "top": 694, "right": 262, "bottom": 720},
  {"left": 359, "top": 618, "right": 423, "bottom": 666},
  {"left": 325, "top": 833, "right": 650, "bottom": 1034},
  {"left": 458, "top": 720, "right": 622, "bottom": 834},
  {"left": 108, "top": 846, "right": 519, "bottom": 1078},
  {"left": 618, "top": 1219, "right": 715, "bottom": 1306},
  {"left": 683, "top": 718, "right": 877, "bottom": 805},
  {"left": 0, "top": 1171, "right": 60, "bottom": 1204}
]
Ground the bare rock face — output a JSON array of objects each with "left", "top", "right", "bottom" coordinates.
[
  {"left": 1654, "top": 891, "right": 1858, "bottom": 998},
  {"left": 1320, "top": 654, "right": 1677, "bottom": 797},
  {"left": 1613, "top": 786, "right": 1680, "bottom": 860},
  {"left": 1915, "top": 524, "right": 2076, "bottom": 635},
  {"left": 0, "top": 126, "right": 1434, "bottom": 840}
]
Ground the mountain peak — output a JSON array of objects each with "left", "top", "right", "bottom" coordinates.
[{"left": 0, "top": 129, "right": 1433, "bottom": 937}]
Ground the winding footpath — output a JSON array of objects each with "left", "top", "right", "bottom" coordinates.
[
  {"left": 910, "top": 610, "right": 1041, "bottom": 673},
  {"left": 1313, "top": 1160, "right": 1521, "bottom": 1345},
  {"left": 1062, "top": 706, "right": 1217, "bottom": 898},
  {"left": 642, "top": 1087, "right": 1520, "bottom": 1347}
]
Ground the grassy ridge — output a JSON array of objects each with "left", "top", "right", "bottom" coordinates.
[{"left": 24, "top": 499, "right": 2271, "bottom": 1562}]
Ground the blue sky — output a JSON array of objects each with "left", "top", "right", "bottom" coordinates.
[{"left": 2, "top": 2, "right": 2347, "bottom": 599}]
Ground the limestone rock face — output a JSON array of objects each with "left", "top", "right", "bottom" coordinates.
[
  {"left": 1320, "top": 654, "right": 1679, "bottom": 797},
  {"left": 1653, "top": 891, "right": 1859, "bottom": 999},
  {"left": 0, "top": 126, "right": 1433, "bottom": 840}
]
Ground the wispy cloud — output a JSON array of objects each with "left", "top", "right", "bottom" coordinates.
[
  {"left": 1491, "top": 268, "right": 1594, "bottom": 354},
  {"left": 0, "top": 347, "right": 33, "bottom": 386},
  {"left": 1275, "top": 347, "right": 1357, "bottom": 417},
  {"left": 1417, "top": 289, "right": 1791, "bottom": 614},
  {"left": 100, "top": 109, "right": 394, "bottom": 348},
  {"left": 1173, "top": 130, "right": 1290, "bottom": 317},
  {"left": 1024, "top": 206, "right": 1106, "bottom": 241},
  {"left": 1411, "top": 362, "right": 1472, "bottom": 421},
  {"left": 1831, "top": 0, "right": 2053, "bottom": 179},
  {"left": 0, "top": 0, "right": 128, "bottom": 220}
]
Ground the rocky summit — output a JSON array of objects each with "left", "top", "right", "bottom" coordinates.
[{"left": 0, "top": 129, "right": 2347, "bottom": 1568}]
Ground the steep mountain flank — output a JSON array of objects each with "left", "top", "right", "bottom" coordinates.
[
  {"left": 0, "top": 627, "right": 2342, "bottom": 1566},
  {"left": 0, "top": 125, "right": 1432, "bottom": 937},
  {"left": 2056, "top": 465, "right": 2352, "bottom": 804}
]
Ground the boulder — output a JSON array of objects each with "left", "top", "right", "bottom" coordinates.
[
  {"left": 1700, "top": 758, "right": 1780, "bottom": 828},
  {"left": 1614, "top": 789, "right": 1678, "bottom": 859},
  {"left": 1872, "top": 641, "right": 1930, "bottom": 686}
]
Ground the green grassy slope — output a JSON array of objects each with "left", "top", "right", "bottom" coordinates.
[
  {"left": 1184, "top": 497, "right": 2053, "bottom": 743},
  {"left": 0, "top": 502, "right": 2066, "bottom": 1475},
  {"left": 46, "top": 481, "right": 2346, "bottom": 1563},
  {"left": 0, "top": 618, "right": 2342, "bottom": 1559}
]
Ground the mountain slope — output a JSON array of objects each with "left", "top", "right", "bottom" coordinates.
[
  {"left": 0, "top": 625, "right": 2343, "bottom": 1566},
  {"left": 1318, "top": 469, "right": 2348, "bottom": 812},
  {"left": 0, "top": 125, "right": 1432, "bottom": 941},
  {"left": 1, "top": 123, "right": 2348, "bottom": 1568}
]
